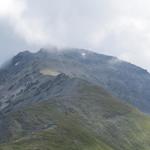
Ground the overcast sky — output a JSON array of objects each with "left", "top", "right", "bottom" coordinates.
[{"left": 0, "top": 0, "right": 150, "bottom": 70}]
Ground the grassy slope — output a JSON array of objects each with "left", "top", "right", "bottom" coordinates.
[
  {"left": 0, "top": 102, "right": 150, "bottom": 150},
  {"left": 0, "top": 103, "right": 113, "bottom": 150},
  {"left": 0, "top": 80, "right": 150, "bottom": 150}
]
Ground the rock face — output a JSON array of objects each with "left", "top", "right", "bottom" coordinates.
[
  {"left": 0, "top": 48, "right": 149, "bottom": 150},
  {"left": 2, "top": 48, "right": 150, "bottom": 113},
  {"left": 0, "top": 50, "right": 150, "bottom": 150},
  {"left": 36, "top": 49, "right": 150, "bottom": 113}
]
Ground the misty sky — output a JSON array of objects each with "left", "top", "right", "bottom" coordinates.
[{"left": 0, "top": 0, "right": 150, "bottom": 70}]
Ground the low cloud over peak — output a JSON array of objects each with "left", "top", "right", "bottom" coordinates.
[{"left": 0, "top": 0, "right": 150, "bottom": 70}]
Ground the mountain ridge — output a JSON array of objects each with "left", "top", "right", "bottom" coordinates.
[
  {"left": 0, "top": 49, "right": 150, "bottom": 149},
  {"left": 0, "top": 69, "right": 150, "bottom": 150},
  {"left": 5, "top": 48, "right": 150, "bottom": 113}
]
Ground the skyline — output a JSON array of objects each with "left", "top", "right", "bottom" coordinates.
[{"left": 0, "top": 0, "right": 150, "bottom": 70}]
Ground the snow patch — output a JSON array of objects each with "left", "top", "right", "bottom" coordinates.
[
  {"left": 81, "top": 52, "right": 86, "bottom": 58},
  {"left": 14, "top": 62, "right": 20, "bottom": 66}
]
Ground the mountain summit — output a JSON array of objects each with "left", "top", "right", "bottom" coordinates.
[
  {"left": 4, "top": 48, "right": 150, "bottom": 113},
  {"left": 0, "top": 48, "right": 150, "bottom": 150}
]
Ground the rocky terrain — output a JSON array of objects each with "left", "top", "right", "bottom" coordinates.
[
  {"left": 3, "top": 48, "right": 150, "bottom": 113},
  {"left": 0, "top": 49, "right": 150, "bottom": 150}
]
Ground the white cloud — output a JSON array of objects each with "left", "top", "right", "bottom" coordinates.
[
  {"left": 0, "top": 0, "right": 50, "bottom": 47},
  {"left": 0, "top": 0, "right": 24, "bottom": 16},
  {"left": 0, "top": 0, "right": 150, "bottom": 70}
]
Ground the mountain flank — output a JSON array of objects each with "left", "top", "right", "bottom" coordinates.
[{"left": 0, "top": 49, "right": 150, "bottom": 150}]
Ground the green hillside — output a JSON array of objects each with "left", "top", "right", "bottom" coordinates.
[{"left": 0, "top": 79, "right": 150, "bottom": 150}]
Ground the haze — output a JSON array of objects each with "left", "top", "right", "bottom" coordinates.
[{"left": 0, "top": 0, "right": 150, "bottom": 70}]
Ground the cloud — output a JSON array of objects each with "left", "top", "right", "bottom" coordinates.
[
  {"left": 0, "top": 0, "right": 150, "bottom": 70},
  {"left": 0, "top": 0, "right": 50, "bottom": 47}
]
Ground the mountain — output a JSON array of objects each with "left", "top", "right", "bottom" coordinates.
[
  {"left": 38, "top": 48, "right": 150, "bottom": 113},
  {"left": 3, "top": 48, "right": 150, "bottom": 113},
  {"left": 0, "top": 49, "right": 150, "bottom": 150}
]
